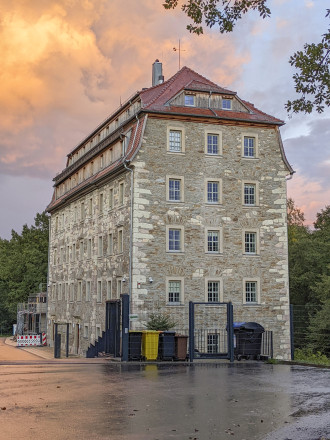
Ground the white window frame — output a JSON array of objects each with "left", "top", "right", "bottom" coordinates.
[
  {"left": 167, "top": 126, "right": 185, "bottom": 154},
  {"left": 222, "top": 98, "right": 232, "bottom": 110},
  {"left": 166, "top": 225, "right": 184, "bottom": 253},
  {"left": 204, "top": 130, "right": 222, "bottom": 156},
  {"left": 116, "top": 278, "right": 123, "bottom": 299},
  {"left": 205, "top": 278, "right": 223, "bottom": 303},
  {"left": 205, "top": 228, "right": 223, "bottom": 254},
  {"left": 166, "top": 277, "right": 184, "bottom": 305},
  {"left": 205, "top": 179, "right": 222, "bottom": 204},
  {"left": 184, "top": 94, "right": 195, "bottom": 107},
  {"left": 242, "top": 181, "right": 259, "bottom": 206},
  {"left": 83, "top": 324, "right": 89, "bottom": 339},
  {"left": 243, "top": 278, "right": 261, "bottom": 305},
  {"left": 166, "top": 175, "right": 184, "bottom": 202},
  {"left": 242, "top": 133, "right": 259, "bottom": 158},
  {"left": 243, "top": 229, "right": 260, "bottom": 255}
]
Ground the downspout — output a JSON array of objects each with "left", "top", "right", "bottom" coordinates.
[
  {"left": 46, "top": 213, "right": 51, "bottom": 344},
  {"left": 123, "top": 115, "right": 140, "bottom": 317}
]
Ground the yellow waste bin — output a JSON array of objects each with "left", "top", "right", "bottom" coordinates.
[{"left": 141, "top": 330, "right": 160, "bottom": 360}]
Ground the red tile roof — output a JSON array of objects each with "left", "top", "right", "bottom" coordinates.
[{"left": 140, "top": 66, "right": 283, "bottom": 125}]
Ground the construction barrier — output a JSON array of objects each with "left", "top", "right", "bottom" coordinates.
[{"left": 17, "top": 333, "right": 46, "bottom": 347}]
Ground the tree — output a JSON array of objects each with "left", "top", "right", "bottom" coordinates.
[
  {"left": 314, "top": 205, "right": 330, "bottom": 231},
  {"left": 163, "top": 0, "right": 270, "bottom": 35},
  {"left": 286, "top": 10, "right": 330, "bottom": 115},
  {"left": 163, "top": 2, "right": 330, "bottom": 114},
  {"left": 0, "top": 212, "right": 49, "bottom": 331}
]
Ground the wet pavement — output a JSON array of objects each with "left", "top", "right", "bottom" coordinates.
[{"left": 0, "top": 353, "right": 329, "bottom": 440}]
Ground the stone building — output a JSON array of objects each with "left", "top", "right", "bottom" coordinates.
[{"left": 47, "top": 62, "right": 293, "bottom": 359}]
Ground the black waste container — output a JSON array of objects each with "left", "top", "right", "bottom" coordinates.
[
  {"left": 128, "top": 331, "right": 142, "bottom": 361},
  {"left": 158, "top": 331, "right": 176, "bottom": 360},
  {"left": 54, "top": 333, "right": 61, "bottom": 359},
  {"left": 233, "top": 322, "right": 265, "bottom": 360}
]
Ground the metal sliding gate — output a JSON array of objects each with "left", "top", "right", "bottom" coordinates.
[{"left": 189, "top": 301, "right": 234, "bottom": 362}]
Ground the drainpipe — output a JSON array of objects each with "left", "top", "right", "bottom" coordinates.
[{"left": 123, "top": 115, "right": 140, "bottom": 318}]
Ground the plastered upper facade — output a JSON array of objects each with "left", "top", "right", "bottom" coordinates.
[{"left": 47, "top": 64, "right": 293, "bottom": 359}]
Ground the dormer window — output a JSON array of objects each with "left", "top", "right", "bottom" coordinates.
[
  {"left": 222, "top": 99, "right": 232, "bottom": 110},
  {"left": 184, "top": 94, "right": 195, "bottom": 107}
]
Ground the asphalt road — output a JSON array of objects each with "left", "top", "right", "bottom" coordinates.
[{"left": 0, "top": 338, "right": 329, "bottom": 440}]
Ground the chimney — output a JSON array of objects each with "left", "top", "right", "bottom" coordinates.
[{"left": 152, "top": 59, "right": 164, "bottom": 86}]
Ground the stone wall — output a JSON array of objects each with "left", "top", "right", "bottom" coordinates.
[{"left": 130, "top": 116, "right": 291, "bottom": 359}]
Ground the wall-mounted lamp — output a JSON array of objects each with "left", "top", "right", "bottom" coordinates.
[
  {"left": 122, "top": 277, "right": 126, "bottom": 283},
  {"left": 149, "top": 277, "right": 153, "bottom": 284}
]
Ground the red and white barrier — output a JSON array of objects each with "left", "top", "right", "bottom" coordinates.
[{"left": 17, "top": 333, "right": 47, "bottom": 347}]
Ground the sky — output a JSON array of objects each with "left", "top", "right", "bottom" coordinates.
[{"left": 0, "top": 0, "right": 329, "bottom": 239}]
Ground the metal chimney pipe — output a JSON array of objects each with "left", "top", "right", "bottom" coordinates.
[{"left": 152, "top": 59, "right": 164, "bottom": 86}]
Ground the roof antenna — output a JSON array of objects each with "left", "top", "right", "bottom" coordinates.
[{"left": 173, "top": 39, "right": 185, "bottom": 70}]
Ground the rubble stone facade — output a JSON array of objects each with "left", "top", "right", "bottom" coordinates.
[{"left": 47, "top": 64, "right": 293, "bottom": 358}]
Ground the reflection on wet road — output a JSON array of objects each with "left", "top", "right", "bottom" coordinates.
[{"left": 0, "top": 362, "right": 329, "bottom": 439}]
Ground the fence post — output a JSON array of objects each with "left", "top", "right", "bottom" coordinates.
[
  {"left": 189, "top": 301, "right": 194, "bottom": 363},
  {"left": 227, "top": 302, "right": 234, "bottom": 362},
  {"left": 66, "top": 323, "right": 69, "bottom": 358},
  {"left": 290, "top": 304, "right": 294, "bottom": 360},
  {"left": 121, "top": 294, "right": 129, "bottom": 362}
]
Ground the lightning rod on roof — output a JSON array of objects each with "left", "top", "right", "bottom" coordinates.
[{"left": 173, "top": 39, "right": 186, "bottom": 70}]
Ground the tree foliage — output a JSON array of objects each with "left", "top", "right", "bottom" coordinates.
[
  {"left": 163, "top": 2, "right": 330, "bottom": 114},
  {"left": 288, "top": 200, "right": 330, "bottom": 356},
  {"left": 163, "top": 0, "right": 270, "bottom": 35},
  {"left": 0, "top": 212, "right": 49, "bottom": 332},
  {"left": 286, "top": 10, "right": 330, "bottom": 115}
]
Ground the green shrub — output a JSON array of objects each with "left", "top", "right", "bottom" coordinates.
[
  {"left": 145, "top": 312, "right": 176, "bottom": 331},
  {"left": 294, "top": 348, "right": 330, "bottom": 366}
]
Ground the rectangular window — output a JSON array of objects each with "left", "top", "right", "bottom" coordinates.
[
  {"left": 98, "top": 236, "right": 103, "bottom": 257},
  {"left": 222, "top": 99, "right": 232, "bottom": 110},
  {"left": 168, "top": 281, "right": 181, "bottom": 304},
  {"left": 97, "top": 280, "right": 102, "bottom": 303},
  {"left": 58, "top": 284, "right": 62, "bottom": 301},
  {"left": 244, "top": 137, "right": 255, "bottom": 157},
  {"left": 60, "top": 247, "right": 64, "bottom": 264},
  {"left": 83, "top": 325, "right": 89, "bottom": 339},
  {"left": 69, "top": 284, "right": 74, "bottom": 302},
  {"left": 99, "top": 193, "right": 104, "bottom": 214},
  {"left": 184, "top": 95, "right": 195, "bottom": 106},
  {"left": 107, "top": 280, "right": 112, "bottom": 300},
  {"left": 88, "top": 198, "right": 93, "bottom": 216},
  {"left": 245, "top": 281, "right": 257, "bottom": 303},
  {"left": 118, "top": 229, "right": 123, "bottom": 254},
  {"left": 207, "top": 282, "right": 220, "bottom": 302},
  {"left": 72, "top": 244, "right": 76, "bottom": 262},
  {"left": 53, "top": 249, "right": 57, "bottom": 265},
  {"left": 245, "top": 232, "right": 256, "bottom": 254},
  {"left": 87, "top": 238, "right": 92, "bottom": 259},
  {"left": 117, "top": 279, "right": 122, "bottom": 298},
  {"left": 65, "top": 283, "right": 68, "bottom": 301},
  {"left": 168, "top": 228, "right": 181, "bottom": 252},
  {"left": 169, "top": 179, "right": 181, "bottom": 201},
  {"left": 207, "top": 231, "right": 219, "bottom": 253},
  {"left": 169, "top": 130, "right": 182, "bottom": 152},
  {"left": 79, "top": 240, "right": 84, "bottom": 260},
  {"left": 77, "top": 281, "right": 82, "bottom": 302},
  {"left": 244, "top": 184, "right": 256, "bottom": 206},
  {"left": 207, "top": 181, "right": 219, "bottom": 203},
  {"left": 81, "top": 202, "right": 85, "bottom": 220},
  {"left": 86, "top": 281, "right": 91, "bottom": 302},
  {"left": 96, "top": 325, "right": 102, "bottom": 339},
  {"left": 108, "top": 233, "right": 113, "bottom": 255},
  {"left": 109, "top": 188, "right": 114, "bottom": 209},
  {"left": 119, "top": 182, "right": 124, "bottom": 206},
  {"left": 207, "top": 134, "right": 219, "bottom": 155},
  {"left": 207, "top": 333, "right": 219, "bottom": 353}
]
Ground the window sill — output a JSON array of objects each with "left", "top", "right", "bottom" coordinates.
[
  {"left": 166, "top": 251, "right": 184, "bottom": 255},
  {"left": 205, "top": 202, "right": 222, "bottom": 206},
  {"left": 205, "top": 252, "right": 223, "bottom": 255},
  {"left": 205, "top": 153, "right": 222, "bottom": 158},
  {"left": 167, "top": 151, "right": 185, "bottom": 156},
  {"left": 243, "top": 253, "right": 260, "bottom": 257},
  {"left": 242, "top": 205, "right": 259, "bottom": 208},
  {"left": 241, "top": 156, "right": 259, "bottom": 160},
  {"left": 166, "top": 303, "right": 184, "bottom": 306},
  {"left": 166, "top": 200, "right": 184, "bottom": 204},
  {"left": 243, "top": 303, "right": 260, "bottom": 306}
]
